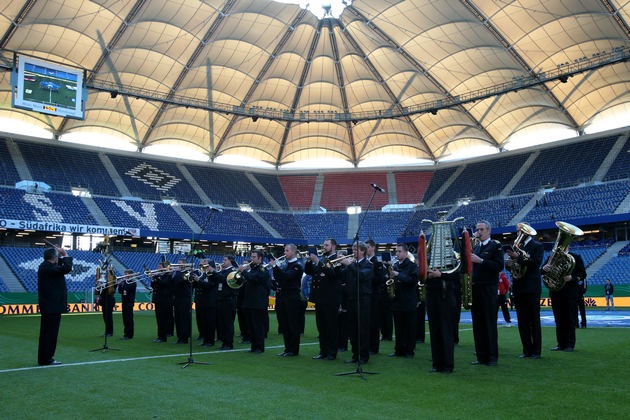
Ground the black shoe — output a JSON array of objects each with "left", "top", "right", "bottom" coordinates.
[
  {"left": 550, "top": 346, "right": 565, "bottom": 351},
  {"left": 531, "top": 354, "right": 541, "bottom": 359},
  {"left": 470, "top": 361, "right": 484, "bottom": 365},
  {"left": 388, "top": 352, "right": 400, "bottom": 357},
  {"left": 359, "top": 359, "right": 368, "bottom": 365},
  {"left": 487, "top": 361, "right": 497, "bottom": 366},
  {"left": 49, "top": 360, "right": 62, "bottom": 366},
  {"left": 404, "top": 353, "right": 414, "bottom": 358},
  {"left": 253, "top": 349, "right": 263, "bottom": 354},
  {"left": 121, "top": 337, "right": 131, "bottom": 340},
  {"left": 345, "top": 358, "right": 357, "bottom": 364},
  {"left": 176, "top": 340, "right": 188, "bottom": 344},
  {"left": 153, "top": 339, "right": 166, "bottom": 343},
  {"left": 325, "top": 356, "right": 336, "bottom": 361},
  {"left": 282, "top": 352, "right": 296, "bottom": 357},
  {"left": 240, "top": 340, "right": 251, "bottom": 344},
  {"left": 430, "top": 368, "right": 442, "bottom": 373},
  {"left": 277, "top": 352, "right": 287, "bottom": 356},
  {"left": 564, "top": 347, "right": 574, "bottom": 352},
  {"left": 219, "top": 346, "right": 233, "bottom": 350},
  {"left": 443, "top": 369, "right": 453, "bottom": 374},
  {"left": 519, "top": 354, "right": 531, "bottom": 358},
  {"left": 312, "top": 355, "right": 325, "bottom": 360}
]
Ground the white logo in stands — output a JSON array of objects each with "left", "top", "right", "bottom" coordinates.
[
  {"left": 125, "top": 163, "right": 180, "bottom": 192},
  {"left": 19, "top": 258, "right": 99, "bottom": 284},
  {"left": 112, "top": 200, "right": 159, "bottom": 230},
  {"left": 23, "top": 194, "right": 64, "bottom": 222}
]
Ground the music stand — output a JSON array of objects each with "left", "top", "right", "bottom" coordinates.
[
  {"left": 179, "top": 206, "right": 221, "bottom": 368},
  {"left": 90, "top": 292, "right": 120, "bottom": 353},
  {"left": 336, "top": 184, "right": 382, "bottom": 379}
]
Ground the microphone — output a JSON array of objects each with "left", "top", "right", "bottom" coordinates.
[{"left": 370, "top": 183, "right": 385, "bottom": 193}]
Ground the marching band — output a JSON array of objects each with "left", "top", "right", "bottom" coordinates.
[{"left": 81, "top": 217, "right": 587, "bottom": 373}]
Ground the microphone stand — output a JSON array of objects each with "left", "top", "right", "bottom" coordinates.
[
  {"left": 91, "top": 254, "right": 120, "bottom": 353},
  {"left": 179, "top": 207, "right": 219, "bottom": 368},
  {"left": 336, "top": 186, "right": 381, "bottom": 379}
]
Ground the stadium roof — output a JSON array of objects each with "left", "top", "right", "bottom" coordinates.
[{"left": 1, "top": 0, "right": 630, "bottom": 169}]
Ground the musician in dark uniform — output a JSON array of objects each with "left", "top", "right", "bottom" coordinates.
[
  {"left": 470, "top": 220, "right": 504, "bottom": 366},
  {"left": 388, "top": 244, "right": 419, "bottom": 358},
  {"left": 171, "top": 260, "right": 192, "bottom": 344},
  {"left": 239, "top": 250, "right": 271, "bottom": 353},
  {"left": 506, "top": 225, "right": 544, "bottom": 359},
  {"left": 270, "top": 244, "right": 304, "bottom": 357},
  {"left": 366, "top": 239, "right": 386, "bottom": 355},
  {"left": 215, "top": 255, "right": 238, "bottom": 350},
  {"left": 336, "top": 241, "right": 374, "bottom": 364},
  {"left": 426, "top": 268, "right": 459, "bottom": 373},
  {"left": 117, "top": 269, "right": 137, "bottom": 340},
  {"left": 545, "top": 251, "right": 586, "bottom": 352},
  {"left": 191, "top": 259, "right": 218, "bottom": 347},
  {"left": 151, "top": 262, "right": 174, "bottom": 343},
  {"left": 95, "top": 267, "right": 116, "bottom": 338},
  {"left": 305, "top": 238, "right": 342, "bottom": 361},
  {"left": 37, "top": 246, "right": 72, "bottom": 366}
]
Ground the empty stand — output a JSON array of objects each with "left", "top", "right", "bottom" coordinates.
[
  {"left": 524, "top": 180, "right": 630, "bottom": 223},
  {"left": 394, "top": 172, "right": 433, "bottom": 205},
  {"left": 93, "top": 197, "right": 192, "bottom": 234},
  {"left": 511, "top": 136, "right": 619, "bottom": 194},
  {"left": 258, "top": 211, "right": 305, "bottom": 240},
  {"left": 451, "top": 195, "right": 534, "bottom": 230},
  {"left": 184, "top": 164, "right": 271, "bottom": 209},
  {"left": 252, "top": 173, "right": 289, "bottom": 209},
  {"left": 294, "top": 212, "right": 349, "bottom": 244},
  {"left": 278, "top": 175, "right": 317, "bottom": 210},
  {"left": 605, "top": 141, "right": 630, "bottom": 181},
  {"left": 422, "top": 167, "right": 458, "bottom": 205},
  {"left": 359, "top": 211, "right": 414, "bottom": 242},
  {"left": 0, "top": 187, "right": 99, "bottom": 226},
  {"left": 435, "top": 154, "right": 531, "bottom": 205},
  {"left": 320, "top": 172, "right": 389, "bottom": 211},
  {"left": 0, "top": 138, "right": 20, "bottom": 186},
  {"left": 15, "top": 140, "right": 118, "bottom": 196},
  {"left": 183, "top": 206, "right": 273, "bottom": 239}
]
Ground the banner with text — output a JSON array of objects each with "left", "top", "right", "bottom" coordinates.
[{"left": 0, "top": 218, "right": 140, "bottom": 236}]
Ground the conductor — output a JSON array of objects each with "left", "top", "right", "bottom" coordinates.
[{"left": 37, "top": 245, "right": 72, "bottom": 366}]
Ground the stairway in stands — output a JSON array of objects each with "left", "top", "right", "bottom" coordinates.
[
  {"left": 586, "top": 240, "right": 630, "bottom": 278},
  {"left": 0, "top": 256, "right": 26, "bottom": 292}
]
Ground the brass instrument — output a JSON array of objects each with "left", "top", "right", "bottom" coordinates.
[
  {"left": 542, "top": 221, "right": 584, "bottom": 291},
  {"left": 385, "top": 258, "right": 398, "bottom": 299},
  {"left": 95, "top": 265, "right": 116, "bottom": 293},
  {"left": 226, "top": 261, "right": 253, "bottom": 289},
  {"left": 419, "top": 212, "right": 469, "bottom": 306},
  {"left": 324, "top": 254, "right": 355, "bottom": 267},
  {"left": 508, "top": 223, "right": 537, "bottom": 280}
]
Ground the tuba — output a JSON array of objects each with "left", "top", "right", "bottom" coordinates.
[
  {"left": 508, "top": 223, "right": 537, "bottom": 280},
  {"left": 418, "top": 211, "right": 470, "bottom": 307},
  {"left": 543, "top": 221, "right": 584, "bottom": 291}
]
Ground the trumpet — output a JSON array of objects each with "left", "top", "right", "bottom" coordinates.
[{"left": 324, "top": 254, "right": 356, "bottom": 267}]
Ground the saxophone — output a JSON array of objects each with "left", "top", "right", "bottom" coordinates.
[
  {"left": 508, "top": 223, "right": 537, "bottom": 280},
  {"left": 385, "top": 259, "right": 397, "bottom": 300},
  {"left": 543, "top": 221, "right": 584, "bottom": 291}
]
